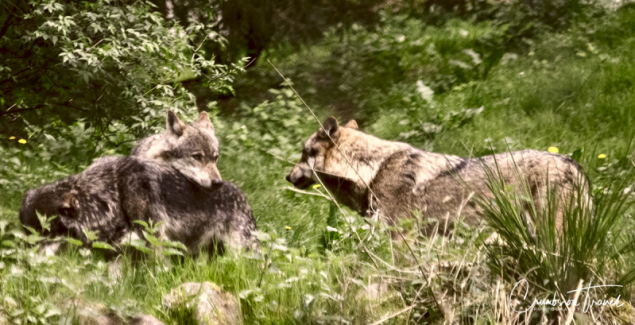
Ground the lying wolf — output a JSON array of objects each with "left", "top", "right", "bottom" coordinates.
[
  {"left": 286, "top": 117, "right": 590, "bottom": 233},
  {"left": 20, "top": 156, "right": 257, "bottom": 255},
  {"left": 131, "top": 110, "right": 222, "bottom": 188}
]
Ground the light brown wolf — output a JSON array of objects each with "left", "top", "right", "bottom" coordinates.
[{"left": 286, "top": 117, "right": 591, "bottom": 233}]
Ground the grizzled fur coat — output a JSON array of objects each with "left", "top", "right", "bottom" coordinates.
[{"left": 20, "top": 156, "right": 257, "bottom": 255}]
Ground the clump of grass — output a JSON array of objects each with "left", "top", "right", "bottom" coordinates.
[{"left": 476, "top": 160, "right": 635, "bottom": 322}]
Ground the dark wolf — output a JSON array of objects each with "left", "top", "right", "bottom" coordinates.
[
  {"left": 20, "top": 156, "right": 257, "bottom": 255},
  {"left": 286, "top": 117, "right": 591, "bottom": 233},
  {"left": 131, "top": 110, "right": 222, "bottom": 188}
]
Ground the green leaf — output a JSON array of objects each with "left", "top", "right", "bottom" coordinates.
[
  {"left": 161, "top": 248, "right": 184, "bottom": 256},
  {"left": 26, "top": 234, "right": 45, "bottom": 245},
  {"left": 123, "top": 239, "right": 151, "bottom": 254},
  {"left": 92, "top": 241, "right": 116, "bottom": 251},
  {"left": 65, "top": 237, "right": 83, "bottom": 246},
  {"left": 82, "top": 229, "right": 99, "bottom": 242},
  {"left": 142, "top": 230, "right": 162, "bottom": 247},
  {"left": 571, "top": 148, "right": 582, "bottom": 162},
  {"left": 162, "top": 240, "right": 188, "bottom": 251},
  {"left": 133, "top": 220, "right": 150, "bottom": 230},
  {"left": 2, "top": 240, "right": 16, "bottom": 248}
]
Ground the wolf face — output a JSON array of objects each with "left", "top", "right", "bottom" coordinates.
[
  {"left": 132, "top": 111, "right": 221, "bottom": 189},
  {"left": 20, "top": 161, "right": 126, "bottom": 245},
  {"left": 286, "top": 116, "right": 416, "bottom": 215},
  {"left": 287, "top": 117, "right": 354, "bottom": 189},
  {"left": 286, "top": 116, "right": 407, "bottom": 191}
]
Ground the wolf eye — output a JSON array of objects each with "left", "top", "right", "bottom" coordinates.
[
  {"left": 308, "top": 148, "right": 318, "bottom": 156},
  {"left": 192, "top": 153, "right": 204, "bottom": 161}
]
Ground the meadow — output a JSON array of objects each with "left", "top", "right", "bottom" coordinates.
[{"left": 2, "top": 1, "right": 635, "bottom": 324}]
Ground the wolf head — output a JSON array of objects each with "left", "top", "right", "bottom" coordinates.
[
  {"left": 286, "top": 116, "right": 365, "bottom": 189},
  {"left": 131, "top": 110, "right": 222, "bottom": 189},
  {"left": 20, "top": 185, "right": 82, "bottom": 238}
]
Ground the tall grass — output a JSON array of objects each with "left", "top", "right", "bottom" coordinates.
[
  {"left": 2, "top": 2, "right": 635, "bottom": 324},
  {"left": 476, "top": 160, "right": 635, "bottom": 322}
]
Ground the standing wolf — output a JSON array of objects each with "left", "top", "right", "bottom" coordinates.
[
  {"left": 20, "top": 156, "right": 257, "bottom": 255},
  {"left": 131, "top": 110, "right": 222, "bottom": 188},
  {"left": 286, "top": 117, "right": 590, "bottom": 233}
]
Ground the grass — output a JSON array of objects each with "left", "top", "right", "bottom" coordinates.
[{"left": 3, "top": 3, "right": 635, "bottom": 324}]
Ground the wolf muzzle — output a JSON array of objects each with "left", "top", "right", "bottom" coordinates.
[{"left": 285, "top": 171, "right": 315, "bottom": 190}]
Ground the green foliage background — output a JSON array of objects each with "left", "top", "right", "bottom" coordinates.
[{"left": 2, "top": 0, "right": 635, "bottom": 324}]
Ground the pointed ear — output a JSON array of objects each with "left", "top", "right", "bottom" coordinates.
[
  {"left": 59, "top": 193, "right": 79, "bottom": 218},
  {"left": 344, "top": 120, "right": 358, "bottom": 130},
  {"left": 318, "top": 116, "right": 340, "bottom": 139},
  {"left": 193, "top": 111, "right": 214, "bottom": 131},
  {"left": 166, "top": 110, "right": 186, "bottom": 137}
]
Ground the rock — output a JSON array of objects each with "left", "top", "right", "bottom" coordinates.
[
  {"left": 59, "top": 300, "right": 164, "bottom": 325},
  {"left": 59, "top": 302, "right": 125, "bottom": 325},
  {"left": 128, "top": 315, "right": 165, "bottom": 325},
  {"left": 162, "top": 282, "right": 241, "bottom": 325}
]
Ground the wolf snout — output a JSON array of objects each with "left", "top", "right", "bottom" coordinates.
[
  {"left": 285, "top": 170, "right": 314, "bottom": 189},
  {"left": 199, "top": 178, "right": 224, "bottom": 192},
  {"left": 209, "top": 179, "right": 224, "bottom": 192},
  {"left": 209, "top": 164, "right": 222, "bottom": 181}
]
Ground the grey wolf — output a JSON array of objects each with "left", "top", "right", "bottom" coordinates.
[
  {"left": 131, "top": 110, "right": 222, "bottom": 189},
  {"left": 286, "top": 116, "right": 590, "bottom": 233},
  {"left": 20, "top": 156, "right": 257, "bottom": 255}
]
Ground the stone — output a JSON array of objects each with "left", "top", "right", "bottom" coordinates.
[
  {"left": 59, "top": 300, "right": 164, "bottom": 325},
  {"left": 128, "top": 315, "right": 165, "bottom": 325},
  {"left": 162, "top": 282, "right": 241, "bottom": 325},
  {"left": 59, "top": 302, "right": 125, "bottom": 325}
]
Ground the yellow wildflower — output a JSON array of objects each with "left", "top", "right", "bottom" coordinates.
[
  {"left": 547, "top": 147, "right": 559, "bottom": 154},
  {"left": 285, "top": 226, "right": 292, "bottom": 230},
  {"left": 18, "top": 139, "right": 27, "bottom": 144},
  {"left": 9, "top": 136, "right": 15, "bottom": 140},
  {"left": 312, "top": 184, "right": 321, "bottom": 189},
  {"left": 598, "top": 154, "right": 606, "bottom": 159}
]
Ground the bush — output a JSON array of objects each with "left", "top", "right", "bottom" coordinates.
[{"left": 0, "top": 0, "right": 242, "bottom": 140}]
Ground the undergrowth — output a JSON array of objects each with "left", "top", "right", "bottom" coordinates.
[{"left": 2, "top": 1, "right": 635, "bottom": 324}]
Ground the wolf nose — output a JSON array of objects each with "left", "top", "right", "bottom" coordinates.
[{"left": 285, "top": 174, "right": 292, "bottom": 183}]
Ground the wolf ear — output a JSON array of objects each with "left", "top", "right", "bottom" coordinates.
[
  {"left": 167, "top": 110, "right": 186, "bottom": 137},
  {"left": 319, "top": 116, "right": 340, "bottom": 139},
  {"left": 193, "top": 111, "right": 214, "bottom": 131},
  {"left": 344, "top": 120, "right": 358, "bottom": 129},
  {"left": 59, "top": 193, "right": 79, "bottom": 218}
]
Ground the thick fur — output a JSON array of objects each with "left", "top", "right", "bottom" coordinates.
[
  {"left": 286, "top": 117, "right": 591, "bottom": 233},
  {"left": 131, "top": 111, "right": 222, "bottom": 189},
  {"left": 20, "top": 156, "right": 257, "bottom": 255}
]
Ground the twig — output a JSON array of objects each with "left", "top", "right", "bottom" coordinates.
[
  {"left": 89, "top": 39, "right": 104, "bottom": 50},
  {"left": 564, "top": 280, "right": 583, "bottom": 325},
  {"left": 285, "top": 186, "right": 333, "bottom": 201}
]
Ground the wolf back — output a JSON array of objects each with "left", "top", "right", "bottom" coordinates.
[{"left": 20, "top": 156, "right": 257, "bottom": 254}]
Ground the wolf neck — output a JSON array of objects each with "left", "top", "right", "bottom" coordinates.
[
  {"left": 334, "top": 131, "right": 413, "bottom": 186},
  {"left": 315, "top": 171, "right": 369, "bottom": 214},
  {"left": 334, "top": 130, "right": 464, "bottom": 190}
]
